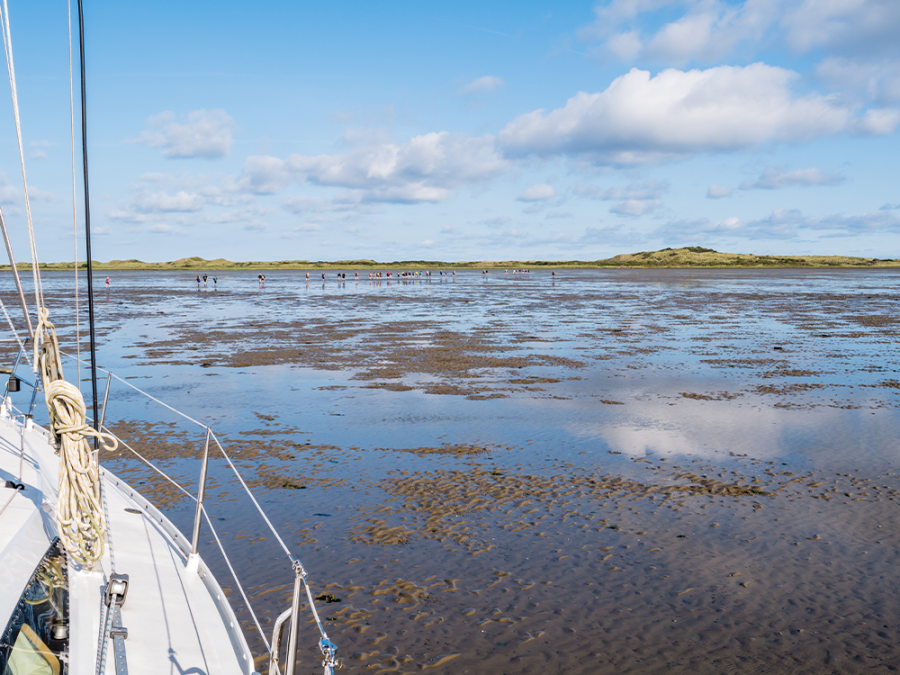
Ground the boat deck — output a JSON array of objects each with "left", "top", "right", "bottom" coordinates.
[{"left": 0, "top": 411, "right": 256, "bottom": 675}]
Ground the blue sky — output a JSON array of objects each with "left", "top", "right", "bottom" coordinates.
[{"left": 0, "top": 0, "right": 898, "bottom": 262}]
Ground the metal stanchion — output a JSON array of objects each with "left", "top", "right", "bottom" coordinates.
[
  {"left": 284, "top": 563, "right": 304, "bottom": 675},
  {"left": 186, "top": 427, "right": 211, "bottom": 571}
]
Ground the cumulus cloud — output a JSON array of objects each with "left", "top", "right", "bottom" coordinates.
[
  {"left": 239, "top": 131, "right": 508, "bottom": 204},
  {"left": 517, "top": 183, "right": 557, "bottom": 201},
  {"left": 782, "top": 0, "right": 900, "bottom": 56},
  {"left": 575, "top": 180, "right": 668, "bottom": 216},
  {"left": 575, "top": 180, "right": 668, "bottom": 201},
  {"left": 815, "top": 57, "right": 900, "bottom": 105},
  {"left": 658, "top": 206, "right": 900, "bottom": 241},
  {"left": 498, "top": 64, "right": 852, "bottom": 165},
  {"left": 0, "top": 173, "right": 18, "bottom": 204},
  {"left": 28, "top": 188, "right": 56, "bottom": 202},
  {"left": 578, "top": 0, "right": 778, "bottom": 65},
  {"left": 134, "top": 109, "right": 235, "bottom": 159},
  {"left": 132, "top": 190, "right": 206, "bottom": 212},
  {"left": 148, "top": 223, "right": 182, "bottom": 234},
  {"left": 740, "top": 167, "right": 844, "bottom": 190},
  {"left": 579, "top": 0, "right": 900, "bottom": 65},
  {"left": 281, "top": 224, "right": 322, "bottom": 239},
  {"left": 28, "top": 141, "right": 52, "bottom": 160},
  {"left": 854, "top": 108, "right": 900, "bottom": 135},
  {"left": 610, "top": 199, "right": 663, "bottom": 216},
  {"left": 707, "top": 184, "right": 733, "bottom": 198},
  {"left": 457, "top": 76, "right": 505, "bottom": 96},
  {"left": 477, "top": 216, "right": 512, "bottom": 227}
]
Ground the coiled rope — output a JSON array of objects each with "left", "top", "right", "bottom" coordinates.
[{"left": 34, "top": 307, "right": 117, "bottom": 565}]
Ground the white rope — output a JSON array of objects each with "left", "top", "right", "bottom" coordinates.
[
  {"left": 35, "top": 307, "right": 117, "bottom": 565},
  {"left": 0, "top": 0, "right": 43, "bottom": 309},
  {"left": 67, "top": 0, "right": 81, "bottom": 391}
]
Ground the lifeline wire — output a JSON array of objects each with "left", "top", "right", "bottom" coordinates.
[
  {"left": 100, "top": 425, "right": 197, "bottom": 501},
  {"left": 210, "top": 431, "right": 296, "bottom": 562},
  {"left": 200, "top": 506, "right": 271, "bottom": 651}
]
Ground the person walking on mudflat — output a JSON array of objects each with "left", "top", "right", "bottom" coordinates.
[
  {"left": 105, "top": 276, "right": 110, "bottom": 289},
  {"left": 196, "top": 275, "right": 201, "bottom": 290},
  {"left": 203, "top": 274, "right": 208, "bottom": 289}
]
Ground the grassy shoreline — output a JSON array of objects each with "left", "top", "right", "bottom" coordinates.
[{"left": 2, "top": 248, "right": 898, "bottom": 271}]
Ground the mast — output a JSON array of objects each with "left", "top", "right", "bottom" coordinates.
[{"left": 76, "top": 0, "right": 100, "bottom": 433}]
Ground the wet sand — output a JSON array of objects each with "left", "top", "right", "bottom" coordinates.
[{"left": 4, "top": 268, "right": 900, "bottom": 673}]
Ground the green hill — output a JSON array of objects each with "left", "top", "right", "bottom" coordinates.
[{"left": 1, "top": 247, "right": 897, "bottom": 270}]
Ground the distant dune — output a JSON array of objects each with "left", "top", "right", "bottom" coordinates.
[{"left": 2, "top": 247, "right": 898, "bottom": 270}]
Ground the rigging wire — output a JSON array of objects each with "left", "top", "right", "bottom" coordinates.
[
  {"left": 68, "top": 0, "right": 81, "bottom": 391},
  {"left": 75, "top": 0, "right": 101, "bottom": 436},
  {"left": 0, "top": 0, "right": 44, "bottom": 310}
]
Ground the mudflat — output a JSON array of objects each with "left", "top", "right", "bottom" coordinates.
[{"left": 3, "top": 267, "right": 899, "bottom": 674}]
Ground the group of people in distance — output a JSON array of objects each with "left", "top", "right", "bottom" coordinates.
[
  {"left": 196, "top": 274, "right": 217, "bottom": 289},
  {"left": 189, "top": 268, "right": 551, "bottom": 290}
]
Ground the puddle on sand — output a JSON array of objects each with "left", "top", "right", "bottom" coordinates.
[{"left": 4, "top": 268, "right": 900, "bottom": 673}]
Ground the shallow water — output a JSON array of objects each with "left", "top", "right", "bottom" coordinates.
[{"left": 3, "top": 268, "right": 900, "bottom": 674}]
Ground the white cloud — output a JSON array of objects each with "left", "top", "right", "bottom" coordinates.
[
  {"left": 498, "top": 64, "right": 852, "bottom": 165},
  {"left": 133, "top": 109, "right": 235, "bottom": 159},
  {"left": 579, "top": 0, "right": 900, "bottom": 65},
  {"left": 575, "top": 180, "right": 667, "bottom": 216},
  {"left": 815, "top": 57, "right": 900, "bottom": 105},
  {"left": 0, "top": 173, "right": 18, "bottom": 204},
  {"left": 132, "top": 190, "right": 205, "bottom": 213},
  {"left": 28, "top": 187, "right": 55, "bottom": 202},
  {"left": 782, "top": 0, "right": 900, "bottom": 56},
  {"left": 658, "top": 206, "right": 900, "bottom": 241},
  {"left": 579, "top": 0, "right": 779, "bottom": 65},
  {"left": 707, "top": 184, "right": 733, "bottom": 198},
  {"left": 28, "top": 140, "right": 52, "bottom": 161},
  {"left": 606, "top": 30, "right": 643, "bottom": 61},
  {"left": 517, "top": 183, "right": 557, "bottom": 201},
  {"left": 611, "top": 199, "right": 663, "bottom": 216},
  {"left": 575, "top": 179, "right": 668, "bottom": 201},
  {"left": 457, "top": 76, "right": 505, "bottom": 96},
  {"left": 148, "top": 223, "right": 182, "bottom": 234},
  {"left": 740, "top": 167, "right": 844, "bottom": 190},
  {"left": 239, "top": 131, "right": 508, "bottom": 204},
  {"left": 281, "top": 224, "right": 321, "bottom": 238},
  {"left": 854, "top": 108, "right": 900, "bottom": 135},
  {"left": 477, "top": 216, "right": 512, "bottom": 227}
]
